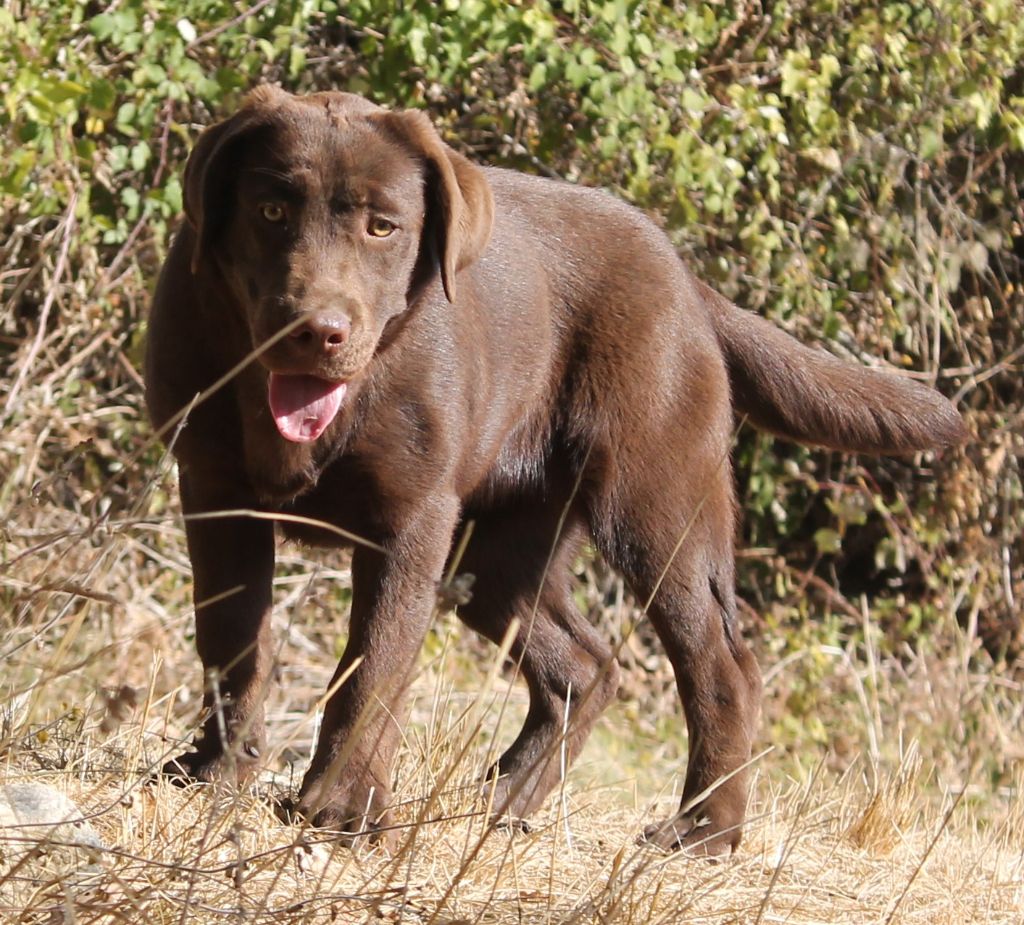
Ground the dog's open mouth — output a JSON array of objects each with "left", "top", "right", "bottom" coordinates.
[{"left": 268, "top": 373, "right": 347, "bottom": 443}]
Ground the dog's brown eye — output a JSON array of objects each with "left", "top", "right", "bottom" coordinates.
[
  {"left": 367, "top": 217, "right": 395, "bottom": 238},
  {"left": 260, "top": 202, "right": 286, "bottom": 223}
]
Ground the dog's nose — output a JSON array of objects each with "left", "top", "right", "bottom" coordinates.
[{"left": 289, "top": 313, "right": 351, "bottom": 356}]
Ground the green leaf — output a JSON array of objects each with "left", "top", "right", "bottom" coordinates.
[
  {"left": 528, "top": 62, "right": 548, "bottom": 93},
  {"left": 813, "top": 528, "right": 843, "bottom": 555},
  {"left": 680, "top": 87, "right": 706, "bottom": 113},
  {"left": 87, "top": 78, "right": 117, "bottom": 115},
  {"left": 163, "top": 177, "right": 183, "bottom": 214},
  {"left": 780, "top": 50, "right": 809, "bottom": 98},
  {"left": 918, "top": 126, "right": 943, "bottom": 160},
  {"left": 130, "top": 142, "right": 150, "bottom": 172}
]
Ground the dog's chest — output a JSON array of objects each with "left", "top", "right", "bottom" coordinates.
[{"left": 244, "top": 400, "right": 449, "bottom": 543}]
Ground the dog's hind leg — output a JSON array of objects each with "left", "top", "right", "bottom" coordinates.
[
  {"left": 590, "top": 459, "right": 762, "bottom": 856},
  {"left": 455, "top": 498, "right": 620, "bottom": 823}
]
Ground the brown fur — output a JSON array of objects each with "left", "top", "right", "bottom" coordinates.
[{"left": 145, "top": 86, "right": 966, "bottom": 855}]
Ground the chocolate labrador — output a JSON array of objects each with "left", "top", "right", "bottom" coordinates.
[{"left": 145, "top": 85, "right": 965, "bottom": 855}]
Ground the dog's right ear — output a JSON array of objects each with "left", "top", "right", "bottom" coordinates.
[{"left": 183, "top": 86, "right": 287, "bottom": 274}]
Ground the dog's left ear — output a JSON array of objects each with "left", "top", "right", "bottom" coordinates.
[{"left": 380, "top": 110, "right": 494, "bottom": 303}]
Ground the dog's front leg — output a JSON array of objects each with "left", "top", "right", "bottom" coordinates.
[
  {"left": 296, "top": 495, "right": 459, "bottom": 843},
  {"left": 165, "top": 468, "right": 275, "bottom": 783}
]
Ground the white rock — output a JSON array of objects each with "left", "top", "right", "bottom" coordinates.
[{"left": 0, "top": 782, "right": 104, "bottom": 854}]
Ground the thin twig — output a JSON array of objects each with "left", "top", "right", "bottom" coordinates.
[
  {"left": 4, "top": 191, "right": 78, "bottom": 416},
  {"left": 186, "top": 0, "right": 276, "bottom": 50}
]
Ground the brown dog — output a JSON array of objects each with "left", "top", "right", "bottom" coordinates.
[{"left": 145, "top": 85, "right": 964, "bottom": 855}]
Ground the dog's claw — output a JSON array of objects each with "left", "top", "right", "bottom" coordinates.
[{"left": 494, "top": 815, "right": 531, "bottom": 835}]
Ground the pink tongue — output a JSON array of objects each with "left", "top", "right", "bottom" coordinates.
[{"left": 268, "top": 374, "right": 347, "bottom": 443}]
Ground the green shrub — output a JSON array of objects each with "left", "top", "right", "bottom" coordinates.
[{"left": 1, "top": 1, "right": 1020, "bottom": 660}]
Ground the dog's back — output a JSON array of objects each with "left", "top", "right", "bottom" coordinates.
[{"left": 466, "top": 166, "right": 964, "bottom": 468}]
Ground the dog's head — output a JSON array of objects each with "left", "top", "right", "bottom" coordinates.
[{"left": 183, "top": 85, "right": 494, "bottom": 442}]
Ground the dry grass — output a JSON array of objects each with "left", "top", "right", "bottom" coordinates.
[
  {"left": 3, "top": 758, "right": 1023, "bottom": 925},
  {"left": 0, "top": 483, "right": 1022, "bottom": 923}
]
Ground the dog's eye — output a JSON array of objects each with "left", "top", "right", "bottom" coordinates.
[
  {"left": 259, "top": 202, "right": 286, "bottom": 223},
  {"left": 367, "top": 217, "right": 396, "bottom": 238}
]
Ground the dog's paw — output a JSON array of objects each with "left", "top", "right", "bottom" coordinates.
[
  {"left": 159, "top": 740, "right": 261, "bottom": 786},
  {"left": 638, "top": 815, "right": 737, "bottom": 859},
  {"left": 493, "top": 815, "right": 531, "bottom": 835},
  {"left": 284, "top": 784, "right": 396, "bottom": 849}
]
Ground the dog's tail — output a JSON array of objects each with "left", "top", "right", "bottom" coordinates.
[{"left": 701, "top": 282, "right": 966, "bottom": 454}]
